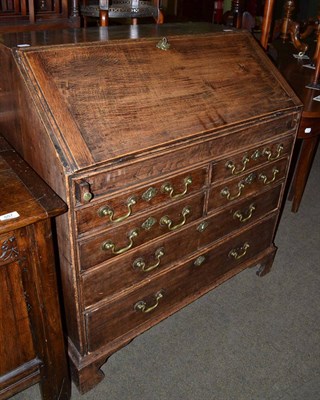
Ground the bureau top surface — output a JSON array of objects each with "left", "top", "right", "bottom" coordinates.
[{"left": 6, "top": 23, "right": 301, "bottom": 171}]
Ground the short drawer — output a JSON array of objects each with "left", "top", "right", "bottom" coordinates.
[
  {"left": 82, "top": 185, "right": 281, "bottom": 306},
  {"left": 75, "top": 167, "right": 208, "bottom": 235},
  {"left": 212, "top": 135, "right": 294, "bottom": 183},
  {"left": 208, "top": 158, "right": 288, "bottom": 210},
  {"left": 85, "top": 214, "right": 277, "bottom": 352},
  {"left": 78, "top": 192, "right": 205, "bottom": 270}
]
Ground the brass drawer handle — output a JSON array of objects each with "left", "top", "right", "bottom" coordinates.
[
  {"left": 133, "top": 248, "right": 165, "bottom": 272},
  {"left": 101, "top": 229, "right": 139, "bottom": 255},
  {"left": 160, "top": 206, "right": 191, "bottom": 231},
  {"left": 161, "top": 176, "right": 193, "bottom": 199},
  {"left": 221, "top": 173, "right": 255, "bottom": 201},
  {"left": 259, "top": 168, "right": 279, "bottom": 185},
  {"left": 226, "top": 156, "right": 250, "bottom": 175},
  {"left": 228, "top": 242, "right": 250, "bottom": 260},
  {"left": 156, "top": 37, "right": 170, "bottom": 51},
  {"left": 98, "top": 196, "right": 137, "bottom": 223},
  {"left": 134, "top": 290, "right": 164, "bottom": 313},
  {"left": 233, "top": 203, "right": 256, "bottom": 223},
  {"left": 83, "top": 191, "right": 93, "bottom": 203},
  {"left": 263, "top": 144, "right": 284, "bottom": 161},
  {"left": 193, "top": 255, "right": 206, "bottom": 267},
  {"left": 221, "top": 182, "right": 245, "bottom": 201}
]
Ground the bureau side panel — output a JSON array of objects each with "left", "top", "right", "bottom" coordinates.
[
  {"left": 0, "top": 45, "right": 84, "bottom": 353},
  {"left": 0, "top": 46, "right": 67, "bottom": 201}
]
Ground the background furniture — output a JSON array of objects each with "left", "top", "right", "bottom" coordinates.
[
  {"left": 225, "top": 0, "right": 319, "bottom": 212},
  {"left": 0, "top": 0, "right": 80, "bottom": 33},
  {"left": 0, "top": 23, "right": 302, "bottom": 394},
  {"left": 260, "top": 0, "right": 320, "bottom": 212},
  {"left": 271, "top": 37, "right": 320, "bottom": 212},
  {"left": 80, "top": 0, "right": 163, "bottom": 27},
  {"left": 0, "top": 136, "right": 70, "bottom": 399}
]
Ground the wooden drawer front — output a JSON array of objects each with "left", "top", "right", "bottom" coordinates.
[
  {"left": 0, "top": 232, "right": 20, "bottom": 267},
  {"left": 212, "top": 135, "right": 294, "bottom": 183},
  {"left": 85, "top": 215, "right": 277, "bottom": 352},
  {"left": 73, "top": 114, "right": 298, "bottom": 204},
  {"left": 78, "top": 192, "right": 205, "bottom": 270},
  {"left": 75, "top": 167, "right": 208, "bottom": 236},
  {"left": 82, "top": 185, "right": 281, "bottom": 307},
  {"left": 208, "top": 158, "right": 288, "bottom": 211}
]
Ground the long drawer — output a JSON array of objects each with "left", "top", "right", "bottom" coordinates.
[
  {"left": 82, "top": 185, "right": 282, "bottom": 307},
  {"left": 85, "top": 214, "right": 277, "bottom": 352}
]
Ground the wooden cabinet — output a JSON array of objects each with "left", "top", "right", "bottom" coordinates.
[
  {"left": 0, "top": 23, "right": 302, "bottom": 394},
  {"left": 0, "top": 136, "right": 70, "bottom": 399}
]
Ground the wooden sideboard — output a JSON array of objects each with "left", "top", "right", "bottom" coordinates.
[
  {"left": 0, "top": 136, "right": 70, "bottom": 399},
  {"left": 0, "top": 23, "right": 302, "bottom": 394}
]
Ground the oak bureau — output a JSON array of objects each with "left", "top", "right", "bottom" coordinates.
[{"left": 0, "top": 23, "right": 302, "bottom": 393}]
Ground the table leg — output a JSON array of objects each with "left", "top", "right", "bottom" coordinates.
[
  {"left": 289, "top": 136, "right": 319, "bottom": 212},
  {"left": 27, "top": 220, "right": 71, "bottom": 400}
]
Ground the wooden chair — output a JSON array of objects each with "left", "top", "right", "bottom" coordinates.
[{"left": 81, "top": 0, "right": 164, "bottom": 27}]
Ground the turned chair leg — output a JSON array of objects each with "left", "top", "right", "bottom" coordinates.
[{"left": 99, "top": 9, "right": 108, "bottom": 26}]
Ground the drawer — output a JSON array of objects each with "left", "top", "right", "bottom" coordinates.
[
  {"left": 75, "top": 167, "right": 208, "bottom": 235},
  {"left": 208, "top": 158, "right": 288, "bottom": 210},
  {"left": 73, "top": 113, "right": 298, "bottom": 204},
  {"left": 78, "top": 192, "right": 205, "bottom": 270},
  {"left": 82, "top": 185, "right": 281, "bottom": 307},
  {"left": 85, "top": 214, "right": 277, "bottom": 352},
  {"left": 212, "top": 135, "right": 294, "bottom": 183}
]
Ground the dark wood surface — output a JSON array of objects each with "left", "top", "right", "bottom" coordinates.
[
  {"left": 0, "top": 136, "right": 70, "bottom": 400},
  {"left": 0, "top": 23, "right": 222, "bottom": 47},
  {"left": 0, "top": 23, "right": 303, "bottom": 394}
]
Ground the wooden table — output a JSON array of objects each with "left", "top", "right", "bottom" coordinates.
[
  {"left": 0, "top": 136, "right": 70, "bottom": 400},
  {"left": 270, "top": 39, "right": 320, "bottom": 212}
]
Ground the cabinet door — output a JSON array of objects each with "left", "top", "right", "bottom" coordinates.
[{"left": 0, "top": 231, "right": 38, "bottom": 378}]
